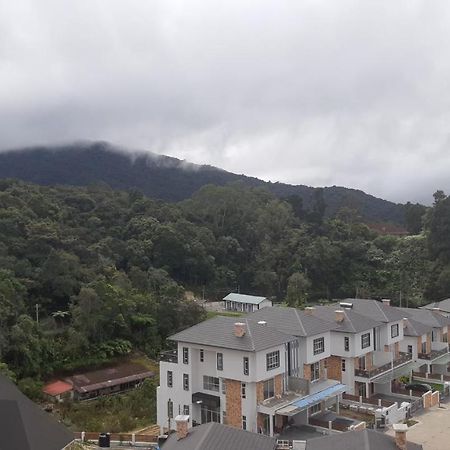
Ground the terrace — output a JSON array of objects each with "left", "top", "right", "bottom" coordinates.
[
  {"left": 160, "top": 349, "right": 178, "bottom": 363},
  {"left": 355, "top": 352, "right": 412, "bottom": 379}
]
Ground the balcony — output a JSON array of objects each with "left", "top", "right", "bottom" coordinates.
[
  {"left": 160, "top": 349, "right": 178, "bottom": 363},
  {"left": 418, "top": 342, "right": 449, "bottom": 361},
  {"left": 354, "top": 352, "right": 412, "bottom": 379}
]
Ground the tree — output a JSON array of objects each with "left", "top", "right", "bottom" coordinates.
[{"left": 286, "top": 272, "right": 311, "bottom": 307}]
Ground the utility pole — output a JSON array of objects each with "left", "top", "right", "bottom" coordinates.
[{"left": 35, "top": 303, "right": 39, "bottom": 324}]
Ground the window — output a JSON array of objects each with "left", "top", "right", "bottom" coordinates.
[
  {"left": 222, "top": 379, "right": 227, "bottom": 395},
  {"left": 341, "top": 359, "right": 346, "bottom": 372},
  {"left": 407, "top": 345, "right": 413, "bottom": 354},
  {"left": 432, "top": 330, "right": 436, "bottom": 342},
  {"left": 183, "top": 347, "right": 189, "bottom": 364},
  {"left": 167, "top": 400, "right": 173, "bottom": 418},
  {"left": 310, "top": 361, "right": 320, "bottom": 381},
  {"left": 361, "top": 333, "right": 371, "bottom": 349},
  {"left": 243, "top": 356, "right": 249, "bottom": 375},
  {"left": 200, "top": 349, "right": 204, "bottom": 362},
  {"left": 183, "top": 373, "right": 189, "bottom": 391},
  {"left": 241, "top": 382, "right": 246, "bottom": 399},
  {"left": 422, "top": 341, "right": 427, "bottom": 354},
  {"left": 359, "top": 356, "right": 366, "bottom": 370},
  {"left": 391, "top": 324, "right": 399, "bottom": 338},
  {"left": 266, "top": 350, "right": 280, "bottom": 370},
  {"left": 167, "top": 370, "right": 173, "bottom": 388},
  {"left": 242, "top": 416, "right": 247, "bottom": 430},
  {"left": 183, "top": 405, "right": 190, "bottom": 416},
  {"left": 217, "top": 352, "right": 223, "bottom": 371},
  {"left": 263, "top": 378, "right": 275, "bottom": 400},
  {"left": 313, "top": 337, "right": 325, "bottom": 355},
  {"left": 344, "top": 336, "right": 350, "bottom": 352},
  {"left": 203, "top": 375, "right": 220, "bottom": 392}
]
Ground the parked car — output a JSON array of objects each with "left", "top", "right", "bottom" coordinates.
[{"left": 404, "top": 383, "right": 432, "bottom": 393}]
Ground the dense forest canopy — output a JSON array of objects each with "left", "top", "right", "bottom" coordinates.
[
  {"left": 0, "top": 143, "right": 412, "bottom": 226},
  {"left": 0, "top": 179, "right": 448, "bottom": 386}
]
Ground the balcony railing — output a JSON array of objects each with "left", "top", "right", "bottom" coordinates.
[
  {"left": 355, "top": 352, "right": 412, "bottom": 378},
  {"left": 160, "top": 349, "right": 178, "bottom": 363},
  {"left": 418, "top": 347, "right": 448, "bottom": 361}
]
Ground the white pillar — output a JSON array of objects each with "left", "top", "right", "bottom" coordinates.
[
  {"left": 269, "top": 414, "right": 274, "bottom": 436},
  {"left": 336, "top": 395, "right": 340, "bottom": 414}
]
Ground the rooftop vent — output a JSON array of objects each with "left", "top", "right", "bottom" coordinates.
[
  {"left": 257, "top": 320, "right": 267, "bottom": 326},
  {"left": 339, "top": 302, "right": 353, "bottom": 309}
]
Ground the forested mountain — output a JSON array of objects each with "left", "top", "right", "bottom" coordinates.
[
  {"left": 0, "top": 142, "right": 408, "bottom": 225},
  {"left": 0, "top": 179, "right": 447, "bottom": 388}
]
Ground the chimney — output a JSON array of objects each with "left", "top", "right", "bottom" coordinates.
[
  {"left": 257, "top": 320, "right": 267, "bottom": 326},
  {"left": 175, "top": 415, "right": 189, "bottom": 440},
  {"left": 393, "top": 423, "right": 408, "bottom": 450},
  {"left": 234, "top": 322, "right": 246, "bottom": 337},
  {"left": 382, "top": 298, "right": 391, "bottom": 306},
  {"left": 402, "top": 318, "right": 408, "bottom": 329},
  {"left": 305, "top": 307, "right": 315, "bottom": 316},
  {"left": 335, "top": 310, "right": 345, "bottom": 322}
]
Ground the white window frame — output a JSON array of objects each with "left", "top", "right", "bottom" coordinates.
[
  {"left": 200, "top": 349, "right": 204, "bottom": 362},
  {"left": 241, "top": 382, "right": 246, "bottom": 399},
  {"left": 313, "top": 337, "right": 325, "bottom": 355},
  {"left": 344, "top": 336, "right": 350, "bottom": 352},
  {"left": 310, "top": 361, "right": 320, "bottom": 382},
  {"left": 203, "top": 375, "right": 220, "bottom": 392},
  {"left": 217, "top": 352, "right": 223, "bottom": 371},
  {"left": 341, "top": 359, "right": 346, "bottom": 372},
  {"left": 183, "top": 373, "right": 189, "bottom": 391},
  {"left": 266, "top": 350, "right": 280, "bottom": 370},
  {"left": 183, "top": 347, "right": 189, "bottom": 364},
  {"left": 263, "top": 378, "right": 275, "bottom": 400},
  {"left": 391, "top": 324, "right": 399, "bottom": 338},
  {"left": 361, "top": 333, "right": 371, "bottom": 349},
  {"left": 243, "top": 356, "right": 249, "bottom": 375},
  {"left": 167, "top": 370, "right": 173, "bottom": 388}
]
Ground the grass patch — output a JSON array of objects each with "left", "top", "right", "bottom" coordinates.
[
  {"left": 404, "top": 419, "right": 418, "bottom": 427},
  {"left": 57, "top": 378, "right": 157, "bottom": 433},
  {"left": 206, "top": 310, "right": 244, "bottom": 319}
]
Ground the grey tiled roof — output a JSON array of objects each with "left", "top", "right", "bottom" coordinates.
[
  {"left": 0, "top": 375, "right": 74, "bottom": 450},
  {"left": 421, "top": 298, "right": 450, "bottom": 313},
  {"left": 169, "top": 316, "right": 293, "bottom": 351},
  {"left": 402, "top": 317, "right": 433, "bottom": 337},
  {"left": 162, "top": 422, "right": 277, "bottom": 450},
  {"left": 306, "top": 429, "right": 422, "bottom": 450},
  {"left": 397, "top": 307, "right": 450, "bottom": 328},
  {"left": 248, "top": 307, "right": 336, "bottom": 337},
  {"left": 312, "top": 305, "right": 382, "bottom": 333},
  {"left": 340, "top": 299, "right": 405, "bottom": 323}
]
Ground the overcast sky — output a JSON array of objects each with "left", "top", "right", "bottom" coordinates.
[{"left": 1, "top": 0, "right": 450, "bottom": 203}]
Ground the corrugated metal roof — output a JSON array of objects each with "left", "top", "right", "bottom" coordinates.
[
  {"left": 169, "top": 316, "right": 293, "bottom": 351},
  {"left": 223, "top": 293, "right": 268, "bottom": 305},
  {"left": 290, "top": 383, "right": 346, "bottom": 411}
]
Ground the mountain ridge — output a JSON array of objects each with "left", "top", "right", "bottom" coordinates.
[{"left": 0, "top": 141, "right": 407, "bottom": 225}]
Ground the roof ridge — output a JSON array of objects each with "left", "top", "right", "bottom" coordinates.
[
  {"left": 294, "top": 308, "right": 306, "bottom": 336},
  {"left": 245, "top": 318, "right": 255, "bottom": 351},
  {"left": 195, "top": 422, "right": 215, "bottom": 449}
]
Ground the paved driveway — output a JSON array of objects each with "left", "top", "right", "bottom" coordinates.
[{"left": 386, "top": 405, "right": 450, "bottom": 450}]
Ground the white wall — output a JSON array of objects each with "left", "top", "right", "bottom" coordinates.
[
  {"left": 300, "top": 333, "right": 331, "bottom": 365},
  {"left": 399, "top": 336, "right": 419, "bottom": 360},
  {"left": 329, "top": 330, "right": 374, "bottom": 358}
]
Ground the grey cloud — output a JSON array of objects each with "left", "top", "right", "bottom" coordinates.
[{"left": 1, "top": 0, "right": 450, "bottom": 203}]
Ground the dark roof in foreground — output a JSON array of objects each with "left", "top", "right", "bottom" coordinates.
[
  {"left": 169, "top": 316, "right": 293, "bottom": 351},
  {"left": 66, "top": 361, "right": 153, "bottom": 393},
  {"left": 0, "top": 375, "right": 74, "bottom": 450},
  {"left": 248, "top": 306, "right": 336, "bottom": 337},
  {"left": 162, "top": 422, "right": 276, "bottom": 450},
  {"left": 306, "top": 429, "right": 422, "bottom": 450}
]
